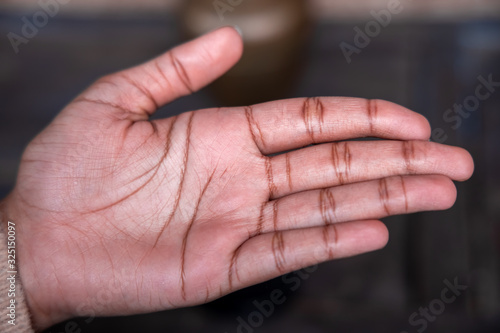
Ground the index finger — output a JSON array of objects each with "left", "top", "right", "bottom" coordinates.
[{"left": 243, "top": 97, "right": 431, "bottom": 154}]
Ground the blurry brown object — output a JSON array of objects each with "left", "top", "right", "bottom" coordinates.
[{"left": 181, "top": 0, "right": 312, "bottom": 106}]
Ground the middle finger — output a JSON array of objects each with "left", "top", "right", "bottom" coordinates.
[{"left": 267, "top": 140, "right": 473, "bottom": 199}]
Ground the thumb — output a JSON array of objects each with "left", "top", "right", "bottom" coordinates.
[{"left": 72, "top": 26, "right": 243, "bottom": 120}]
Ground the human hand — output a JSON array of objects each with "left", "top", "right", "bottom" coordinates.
[{"left": 2, "top": 27, "right": 474, "bottom": 330}]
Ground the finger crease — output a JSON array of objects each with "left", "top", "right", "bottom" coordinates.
[
  {"left": 320, "top": 189, "right": 337, "bottom": 225},
  {"left": 244, "top": 106, "right": 266, "bottom": 150},
  {"left": 169, "top": 52, "right": 195, "bottom": 94},
  {"left": 120, "top": 74, "right": 159, "bottom": 114},
  {"left": 272, "top": 201, "right": 279, "bottom": 232},
  {"left": 265, "top": 158, "right": 277, "bottom": 199},
  {"left": 344, "top": 142, "right": 352, "bottom": 179},
  {"left": 331, "top": 143, "right": 350, "bottom": 185},
  {"left": 367, "top": 99, "right": 378, "bottom": 133},
  {"left": 328, "top": 224, "right": 339, "bottom": 259},
  {"left": 73, "top": 97, "right": 147, "bottom": 122},
  {"left": 402, "top": 141, "right": 417, "bottom": 174},
  {"left": 302, "top": 97, "right": 325, "bottom": 142},
  {"left": 285, "top": 154, "right": 293, "bottom": 191},
  {"left": 400, "top": 176, "right": 409, "bottom": 212},
  {"left": 378, "top": 178, "right": 391, "bottom": 215},
  {"left": 154, "top": 60, "right": 169, "bottom": 86},
  {"left": 228, "top": 244, "right": 244, "bottom": 290},
  {"left": 254, "top": 202, "right": 267, "bottom": 237},
  {"left": 272, "top": 232, "right": 287, "bottom": 274},
  {"left": 322, "top": 226, "right": 336, "bottom": 259},
  {"left": 317, "top": 98, "right": 326, "bottom": 128},
  {"left": 302, "top": 98, "right": 316, "bottom": 143},
  {"left": 204, "top": 288, "right": 210, "bottom": 304}
]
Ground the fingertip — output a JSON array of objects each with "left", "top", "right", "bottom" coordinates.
[
  {"left": 376, "top": 100, "right": 432, "bottom": 140},
  {"left": 340, "top": 220, "right": 389, "bottom": 254},
  {"left": 409, "top": 175, "right": 458, "bottom": 210},
  {"left": 436, "top": 145, "right": 475, "bottom": 182},
  {"left": 231, "top": 25, "right": 244, "bottom": 39},
  {"left": 430, "top": 175, "right": 458, "bottom": 210},
  {"left": 211, "top": 26, "right": 244, "bottom": 66},
  {"left": 415, "top": 113, "right": 432, "bottom": 140},
  {"left": 454, "top": 148, "right": 475, "bottom": 182},
  {"left": 366, "top": 220, "right": 390, "bottom": 250}
]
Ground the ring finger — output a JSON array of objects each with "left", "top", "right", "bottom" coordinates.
[{"left": 253, "top": 175, "right": 457, "bottom": 234}]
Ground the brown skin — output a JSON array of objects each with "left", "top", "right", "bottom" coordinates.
[{"left": 1, "top": 27, "right": 474, "bottom": 330}]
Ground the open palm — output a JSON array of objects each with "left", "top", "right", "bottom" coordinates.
[{"left": 5, "top": 27, "right": 473, "bottom": 330}]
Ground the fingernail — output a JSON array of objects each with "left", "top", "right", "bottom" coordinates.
[{"left": 232, "top": 25, "right": 243, "bottom": 38}]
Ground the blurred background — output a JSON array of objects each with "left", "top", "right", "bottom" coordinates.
[{"left": 1, "top": 0, "right": 500, "bottom": 332}]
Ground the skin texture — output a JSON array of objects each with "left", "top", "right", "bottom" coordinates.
[{"left": 1, "top": 27, "right": 474, "bottom": 330}]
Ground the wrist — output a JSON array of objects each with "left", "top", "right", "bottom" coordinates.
[
  {"left": 0, "top": 198, "right": 38, "bottom": 331},
  {"left": 0, "top": 197, "right": 58, "bottom": 331}
]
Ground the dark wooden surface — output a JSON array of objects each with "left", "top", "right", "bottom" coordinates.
[{"left": 1, "top": 12, "right": 499, "bottom": 333}]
